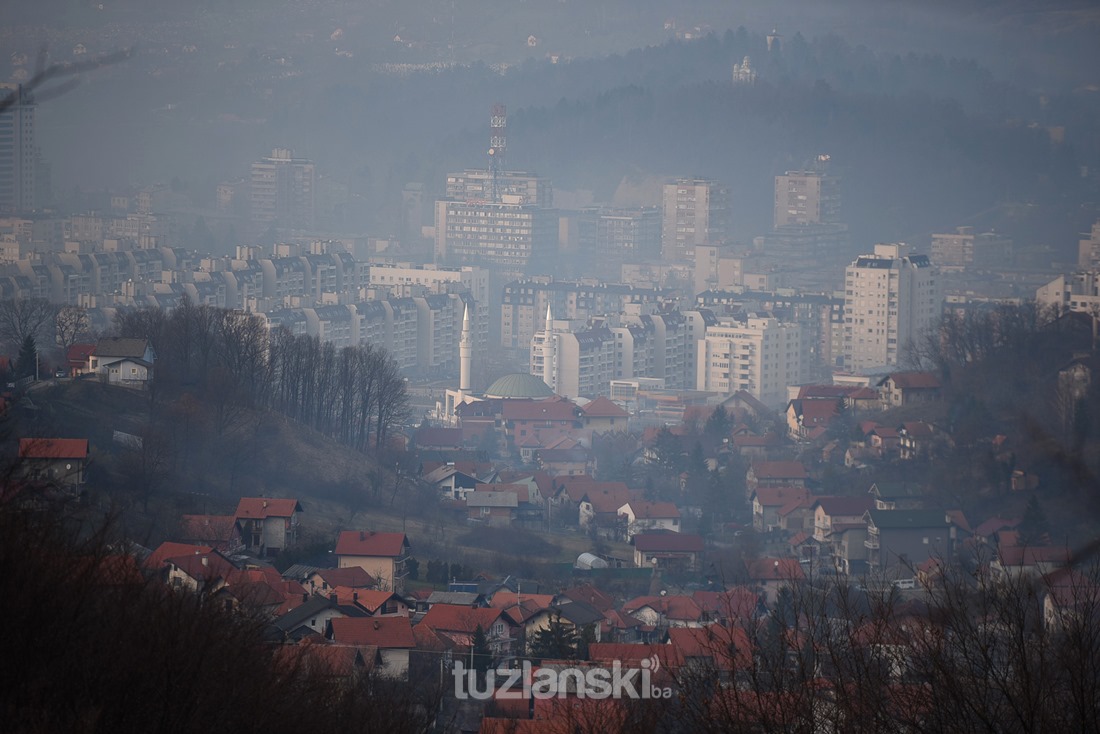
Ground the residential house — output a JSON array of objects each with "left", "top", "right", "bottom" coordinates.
[
  {"left": 163, "top": 549, "right": 237, "bottom": 593},
  {"left": 877, "top": 372, "right": 942, "bottom": 408},
  {"left": 535, "top": 445, "right": 592, "bottom": 476},
  {"left": 178, "top": 514, "right": 243, "bottom": 553},
  {"left": 327, "top": 616, "right": 416, "bottom": 679},
  {"left": 745, "top": 557, "right": 805, "bottom": 605},
  {"left": 576, "top": 482, "right": 637, "bottom": 534},
  {"left": 234, "top": 497, "right": 302, "bottom": 556},
  {"left": 811, "top": 496, "right": 874, "bottom": 574},
  {"left": 992, "top": 542, "right": 1070, "bottom": 581},
  {"left": 785, "top": 398, "right": 842, "bottom": 441},
  {"left": 89, "top": 337, "right": 155, "bottom": 387},
  {"left": 466, "top": 490, "right": 520, "bottom": 526},
  {"left": 305, "top": 567, "right": 378, "bottom": 596},
  {"left": 422, "top": 463, "right": 481, "bottom": 501},
  {"left": 864, "top": 509, "right": 954, "bottom": 578},
  {"left": 66, "top": 343, "right": 95, "bottom": 377},
  {"left": 580, "top": 396, "right": 629, "bottom": 433},
  {"left": 691, "top": 588, "right": 762, "bottom": 625},
  {"left": 334, "top": 530, "right": 411, "bottom": 591},
  {"left": 868, "top": 482, "right": 925, "bottom": 510},
  {"left": 502, "top": 397, "right": 583, "bottom": 448},
  {"left": 414, "top": 427, "right": 465, "bottom": 452},
  {"left": 617, "top": 500, "right": 681, "bottom": 539},
  {"left": 668, "top": 625, "right": 753, "bottom": 677},
  {"left": 751, "top": 486, "right": 810, "bottom": 533},
  {"left": 17, "top": 438, "right": 88, "bottom": 488},
  {"left": 417, "top": 604, "right": 519, "bottom": 658},
  {"left": 273, "top": 594, "right": 362, "bottom": 641},
  {"left": 898, "top": 422, "right": 936, "bottom": 460},
  {"left": 632, "top": 532, "right": 704, "bottom": 572},
  {"left": 623, "top": 595, "right": 705, "bottom": 630},
  {"left": 523, "top": 600, "right": 604, "bottom": 653},
  {"left": 746, "top": 460, "right": 807, "bottom": 500}
]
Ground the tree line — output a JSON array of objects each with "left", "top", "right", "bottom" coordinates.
[{"left": 112, "top": 296, "right": 410, "bottom": 452}]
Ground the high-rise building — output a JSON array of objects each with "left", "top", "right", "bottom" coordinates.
[
  {"left": 578, "top": 206, "right": 661, "bottom": 276},
  {"left": 434, "top": 197, "right": 558, "bottom": 278},
  {"left": 774, "top": 170, "right": 840, "bottom": 229},
  {"left": 695, "top": 315, "right": 806, "bottom": 406},
  {"left": 931, "top": 226, "right": 1013, "bottom": 271},
  {"left": 445, "top": 169, "right": 552, "bottom": 208},
  {"left": 531, "top": 307, "right": 615, "bottom": 399},
  {"left": 1078, "top": 220, "right": 1100, "bottom": 271},
  {"left": 661, "top": 178, "right": 729, "bottom": 261},
  {"left": 250, "top": 148, "right": 315, "bottom": 240},
  {"left": 0, "top": 84, "right": 38, "bottom": 214},
  {"left": 842, "top": 243, "right": 940, "bottom": 371}
]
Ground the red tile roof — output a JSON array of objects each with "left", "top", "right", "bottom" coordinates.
[
  {"left": 560, "top": 583, "right": 615, "bottom": 613},
  {"left": 419, "top": 604, "right": 509, "bottom": 634},
  {"left": 165, "top": 551, "right": 236, "bottom": 583},
  {"left": 502, "top": 396, "right": 581, "bottom": 423},
  {"left": 67, "top": 343, "right": 95, "bottom": 365},
  {"left": 882, "top": 372, "right": 941, "bottom": 389},
  {"left": 312, "top": 566, "right": 377, "bottom": 589},
  {"left": 581, "top": 396, "right": 629, "bottom": 418},
  {"left": 334, "top": 530, "right": 409, "bottom": 557},
  {"left": 624, "top": 594, "right": 704, "bottom": 622},
  {"left": 797, "top": 385, "right": 860, "bottom": 400},
  {"left": 691, "top": 588, "right": 761, "bottom": 620},
  {"left": 329, "top": 616, "right": 415, "bottom": 648},
  {"left": 753, "top": 486, "right": 810, "bottom": 508},
  {"left": 18, "top": 438, "right": 88, "bottom": 460},
  {"left": 668, "top": 625, "right": 752, "bottom": 669},
  {"left": 812, "top": 496, "right": 874, "bottom": 517},
  {"left": 145, "top": 541, "right": 213, "bottom": 571},
  {"left": 179, "top": 515, "right": 239, "bottom": 545},
  {"left": 234, "top": 497, "right": 301, "bottom": 520},
  {"left": 579, "top": 484, "right": 637, "bottom": 514}
]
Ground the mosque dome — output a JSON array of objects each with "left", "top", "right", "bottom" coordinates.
[{"left": 483, "top": 373, "right": 555, "bottom": 399}]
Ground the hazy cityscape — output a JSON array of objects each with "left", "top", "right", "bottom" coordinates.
[{"left": 2, "top": 1, "right": 1100, "bottom": 732}]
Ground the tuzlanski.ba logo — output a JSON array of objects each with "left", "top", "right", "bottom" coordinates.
[{"left": 453, "top": 656, "right": 673, "bottom": 700}]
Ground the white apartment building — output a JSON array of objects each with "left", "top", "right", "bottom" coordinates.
[
  {"left": 842, "top": 243, "right": 940, "bottom": 372},
  {"left": 531, "top": 308, "right": 616, "bottom": 399},
  {"left": 696, "top": 316, "right": 805, "bottom": 407},
  {"left": 661, "top": 178, "right": 730, "bottom": 261},
  {"left": 1036, "top": 270, "right": 1100, "bottom": 314}
]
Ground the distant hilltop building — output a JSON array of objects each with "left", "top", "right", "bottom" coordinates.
[
  {"left": 732, "top": 56, "right": 756, "bottom": 85},
  {"left": 930, "top": 226, "right": 1013, "bottom": 272}
]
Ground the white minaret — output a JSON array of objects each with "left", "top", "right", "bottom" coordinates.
[
  {"left": 541, "top": 304, "right": 556, "bottom": 390},
  {"left": 459, "top": 302, "right": 473, "bottom": 392}
]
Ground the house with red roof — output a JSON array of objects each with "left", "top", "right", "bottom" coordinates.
[
  {"left": 234, "top": 497, "right": 302, "bottom": 556},
  {"left": 579, "top": 396, "right": 629, "bottom": 433},
  {"left": 668, "top": 625, "right": 753, "bottom": 674},
  {"left": 576, "top": 482, "right": 638, "bottom": 535},
  {"left": 692, "top": 588, "right": 762, "bottom": 624},
  {"left": 327, "top": 616, "right": 415, "bottom": 679},
  {"left": 877, "top": 372, "right": 942, "bottom": 407},
  {"left": 501, "top": 396, "right": 583, "bottom": 448},
  {"left": 623, "top": 594, "right": 705, "bottom": 629},
  {"left": 178, "top": 514, "right": 243, "bottom": 553},
  {"left": 751, "top": 486, "right": 811, "bottom": 533},
  {"left": 18, "top": 438, "right": 88, "bottom": 489},
  {"left": 334, "top": 530, "right": 411, "bottom": 591},
  {"left": 418, "top": 604, "right": 519, "bottom": 657},
  {"left": 617, "top": 500, "right": 681, "bottom": 539},
  {"left": 745, "top": 460, "right": 807, "bottom": 500},
  {"left": 66, "top": 343, "right": 96, "bottom": 377},
  {"left": 745, "top": 557, "right": 805, "bottom": 604},
  {"left": 898, "top": 422, "right": 937, "bottom": 460},
  {"left": 304, "top": 566, "right": 378, "bottom": 596},
  {"left": 632, "top": 532, "right": 704, "bottom": 572},
  {"left": 785, "top": 398, "right": 842, "bottom": 441},
  {"left": 163, "top": 549, "right": 238, "bottom": 593}
]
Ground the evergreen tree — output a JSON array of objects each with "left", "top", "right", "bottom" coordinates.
[
  {"left": 15, "top": 334, "right": 37, "bottom": 379},
  {"left": 528, "top": 611, "right": 579, "bottom": 660},
  {"left": 1018, "top": 496, "right": 1050, "bottom": 546},
  {"left": 471, "top": 624, "right": 492, "bottom": 683},
  {"left": 704, "top": 405, "right": 733, "bottom": 440}
]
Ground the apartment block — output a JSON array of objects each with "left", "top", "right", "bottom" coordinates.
[
  {"left": 661, "top": 178, "right": 729, "bottom": 261},
  {"left": 696, "top": 316, "right": 806, "bottom": 406}
]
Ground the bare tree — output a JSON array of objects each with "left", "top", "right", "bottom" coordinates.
[
  {"left": 54, "top": 305, "right": 92, "bottom": 353},
  {"left": 0, "top": 298, "right": 58, "bottom": 352}
]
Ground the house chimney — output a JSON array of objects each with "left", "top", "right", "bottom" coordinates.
[
  {"left": 302, "top": 593, "right": 309, "bottom": 603},
  {"left": 353, "top": 591, "right": 359, "bottom": 602},
  {"left": 262, "top": 500, "right": 268, "bottom": 509},
  {"left": 373, "top": 620, "right": 381, "bottom": 630},
  {"left": 201, "top": 556, "right": 209, "bottom": 567},
  {"left": 359, "top": 531, "right": 365, "bottom": 541}
]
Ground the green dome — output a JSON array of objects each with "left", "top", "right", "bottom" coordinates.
[{"left": 483, "top": 373, "right": 555, "bottom": 399}]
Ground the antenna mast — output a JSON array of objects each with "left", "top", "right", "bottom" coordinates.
[{"left": 489, "top": 104, "right": 507, "bottom": 203}]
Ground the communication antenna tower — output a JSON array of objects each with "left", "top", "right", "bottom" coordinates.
[{"left": 489, "top": 104, "right": 507, "bottom": 203}]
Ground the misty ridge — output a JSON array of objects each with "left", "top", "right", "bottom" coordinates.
[{"left": 5, "top": 0, "right": 1097, "bottom": 252}]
